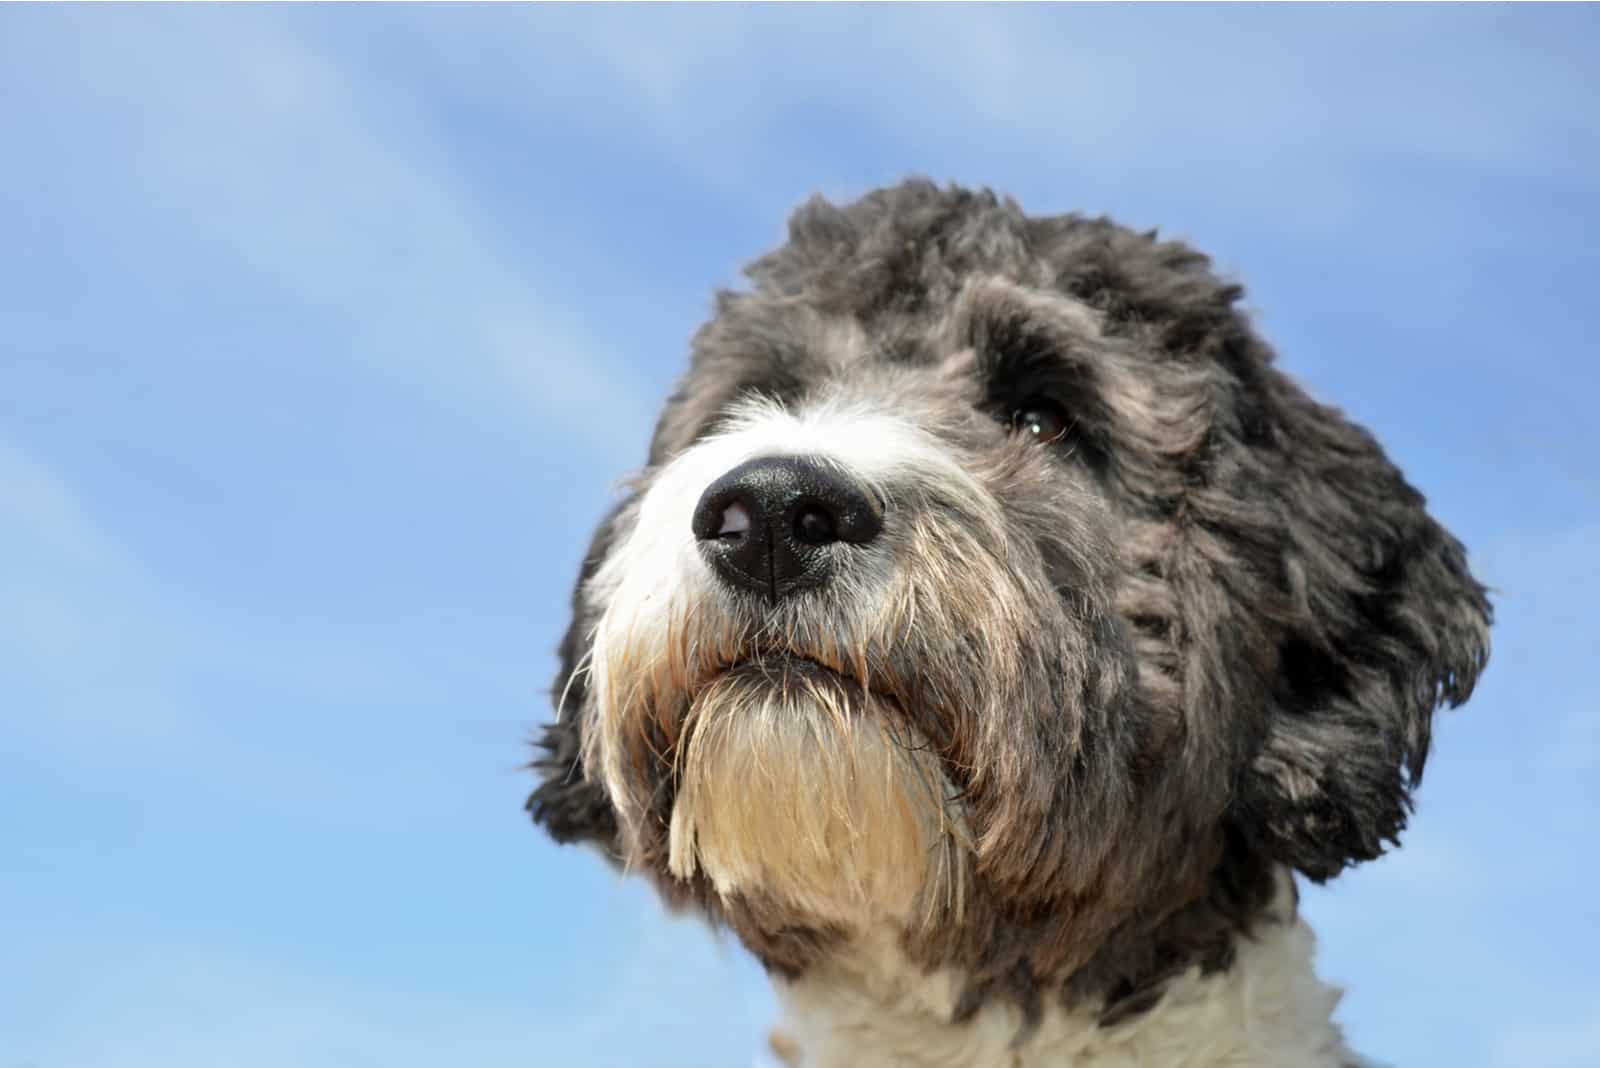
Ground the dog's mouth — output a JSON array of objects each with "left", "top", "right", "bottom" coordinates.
[
  {"left": 713, "top": 650, "right": 850, "bottom": 685},
  {"left": 694, "top": 647, "right": 895, "bottom": 711}
]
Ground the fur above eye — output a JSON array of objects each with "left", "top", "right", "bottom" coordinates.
[{"left": 1011, "top": 398, "right": 1071, "bottom": 443}]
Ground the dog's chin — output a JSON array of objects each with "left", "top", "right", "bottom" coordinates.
[{"left": 667, "top": 654, "right": 971, "bottom": 933}]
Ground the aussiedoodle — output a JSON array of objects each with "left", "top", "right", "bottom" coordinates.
[{"left": 529, "top": 180, "right": 1491, "bottom": 1067}]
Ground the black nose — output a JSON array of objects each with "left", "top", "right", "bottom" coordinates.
[{"left": 692, "top": 455, "right": 883, "bottom": 601}]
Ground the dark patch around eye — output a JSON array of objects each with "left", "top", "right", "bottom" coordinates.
[{"left": 975, "top": 315, "right": 1111, "bottom": 473}]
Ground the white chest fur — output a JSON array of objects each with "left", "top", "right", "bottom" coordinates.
[{"left": 771, "top": 878, "right": 1353, "bottom": 1068}]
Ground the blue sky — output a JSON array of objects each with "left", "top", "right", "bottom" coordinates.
[{"left": 1, "top": 6, "right": 1596, "bottom": 1067}]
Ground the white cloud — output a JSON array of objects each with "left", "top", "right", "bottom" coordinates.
[
  {"left": 0, "top": 433, "right": 191, "bottom": 740},
  {"left": 7, "top": 8, "right": 660, "bottom": 472},
  {"left": 4, "top": 12, "right": 1593, "bottom": 1068},
  {"left": 418, "top": 6, "right": 1598, "bottom": 242},
  {"left": 0, "top": 435, "right": 117, "bottom": 570}
]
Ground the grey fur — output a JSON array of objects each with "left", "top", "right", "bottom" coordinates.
[{"left": 528, "top": 180, "right": 1491, "bottom": 1027}]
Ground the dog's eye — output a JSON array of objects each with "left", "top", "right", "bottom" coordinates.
[{"left": 1011, "top": 398, "right": 1071, "bottom": 444}]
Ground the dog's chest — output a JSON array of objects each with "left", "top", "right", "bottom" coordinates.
[{"left": 771, "top": 911, "right": 1353, "bottom": 1068}]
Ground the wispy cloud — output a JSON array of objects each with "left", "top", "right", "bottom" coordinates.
[
  {"left": 0, "top": 432, "right": 192, "bottom": 742},
  {"left": 413, "top": 6, "right": 1598, "bottom": 242},
  {"left": 0, "top": 434, "right": 118, "bottom": 570},
  {"left": 4, "top": 7, "right": 660, "bottom": 472},
  {"left": 1, "top": 8, "right": 1594, "bottom": 1068}
]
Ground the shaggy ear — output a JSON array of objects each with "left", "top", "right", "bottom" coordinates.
[
  {"left": 1240, "top": 379, "right": 1491, "bottom": 881},
  {"left": 526, "top": 501, "right": 629, "bottom": 860}
]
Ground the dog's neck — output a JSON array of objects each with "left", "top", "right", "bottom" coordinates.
[{"left": 768, "top": 874, "right": 1355, "bottom": 1068}]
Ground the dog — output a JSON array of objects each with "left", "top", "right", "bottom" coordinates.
[{"left": 528, "top": 180, "right": 1491, "bottom": 1067}]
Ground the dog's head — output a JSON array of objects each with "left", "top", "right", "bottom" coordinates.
[{"left": 530, "top": 181, "right": 1490, "bottom": 1014}]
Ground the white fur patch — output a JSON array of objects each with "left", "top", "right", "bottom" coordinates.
[
  {"left": 583, "top": 394, "right": 997, "bottom": 845},
  {"left": 595, "top": 394, "right": 992, "bottom": 601},
  {"left": 772, "top": 872, "right": 1353, "bottom": 1068},
  {"left": 666, "top": 668, "right": 970, "bottom": 930}
]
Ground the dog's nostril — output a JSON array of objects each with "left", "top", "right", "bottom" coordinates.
[
  {"left": 793, "top": 503, "right": 837, "bottom": 545},
  {"left": 718, "top": 500, "right": 753, "bottom": 539}
]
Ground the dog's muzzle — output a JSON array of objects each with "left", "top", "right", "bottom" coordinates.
[{"left": 691, "top": 455, "right": 883, "bottom": 602}]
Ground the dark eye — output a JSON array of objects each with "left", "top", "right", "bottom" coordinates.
[{"left": 1011, "top": 398, "right": 1071, "bottom": 444}]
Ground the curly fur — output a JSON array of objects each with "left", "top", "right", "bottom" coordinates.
[{"left": 527, "top": 180, "right": 1491, "bottom": 1063}]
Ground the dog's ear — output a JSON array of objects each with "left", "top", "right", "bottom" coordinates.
[
  {"left": 526, "top": 501, "right": 629, "bottom": 861},
  {"left": 1239, "top": 377, "right": 1491, "bottom": 880}
]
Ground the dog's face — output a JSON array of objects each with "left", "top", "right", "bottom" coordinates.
[{"left": 531, "top": 182, "right": 1490, "bottom": 1013}]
